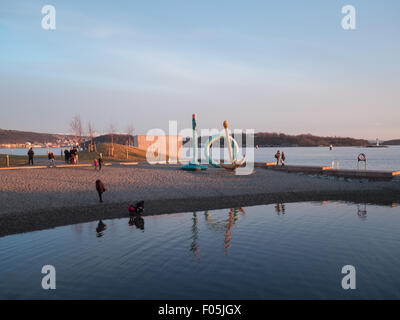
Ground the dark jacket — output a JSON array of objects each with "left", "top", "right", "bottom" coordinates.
[{"left": 96, "top": 180, "right": 106, "bottom": 193}]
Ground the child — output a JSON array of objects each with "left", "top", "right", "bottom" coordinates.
[
  {"left": 94, "top": 159, "right": 98, "bottom": 171},
  {"left": 95, "top": 179, "right": 106, "bottom": 203}
]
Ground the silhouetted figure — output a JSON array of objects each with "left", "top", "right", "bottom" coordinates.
[
  {"left": 95, "top": 179, "right": 106, "bottom": 203},
  {"left": 64, "top": 149, "right": 70, "bottom": 163},
  {"left": 27, "top": 148, "right": 34, "bottom": 165},
  {"left": 274, "top": 150, "right": 280, "bottom": 165},
  {"left": 96, "top": 220, "right": 106, "bottom": 237},
  {"left": 281, "top": 152, "right": 285, "bottom": 166},
  {"left": 98, "top": 157, "right": 103, "bottom": 171}
]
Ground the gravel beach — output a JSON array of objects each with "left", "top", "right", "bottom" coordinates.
[{"left": 1, "top": 163, "right": 400, "bottom": 237}]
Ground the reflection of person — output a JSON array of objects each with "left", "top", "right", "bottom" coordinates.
[
  {"left": 96, "top": 220, "right": 106, "bottom": 237},
  {"left": 357, "top": 204, "right": 367, "bottom": 219},
  {"left": 95, "top": 179, "right": 106, "bottom": 203},
  {"left": 129, "top": 214, "right": 144, "bottom": 230},
  {"left": 27, "top": 148, "right": 34, "bottom": 165},
  {"left": 275, "top": 203, "right": 285, "bottom": 215}
]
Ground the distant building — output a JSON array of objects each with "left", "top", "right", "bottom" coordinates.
[{"left": 133, "top": 135, "right": 183, "bottom": 162}]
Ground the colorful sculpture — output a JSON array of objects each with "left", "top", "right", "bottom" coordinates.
[{"left": 181, "top": 113, "right": 208, "bottom": 171}]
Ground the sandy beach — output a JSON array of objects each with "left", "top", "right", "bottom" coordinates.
[{"left": 1, "top": 163, "right": 400, "bottom": 237}]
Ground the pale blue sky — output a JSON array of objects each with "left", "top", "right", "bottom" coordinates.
[{"left": 1, "top": 0, "right": 399, "bottom": 139}]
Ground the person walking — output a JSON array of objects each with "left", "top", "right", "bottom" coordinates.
[
  {"left": 95, "top": 179, "right": 106, "bottom": 203},
  {"left": 94, "top": 158, "right": 98, "bottom": 171},
  {"left": 27, "top": 147, "right": 34, "bottom": 165},
  {"left": 274, "top": 150, "right": 280, "bottom": 165},
  {"left": 98, "top": 156, "right": 103, "bottom": 171},
  {"left": 280, "top": 152, "right": 286, "bottom": 166}
]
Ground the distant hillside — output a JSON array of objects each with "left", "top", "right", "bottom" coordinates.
[
  {"left": 252, "top": 133, "right": 370, "bottom": 147},
  {"left": 0, "top": 128, "right": 76, "bottom": 145},
  {"left": 188, "top": 132, "right": 371, "bottom": 147},
  {"left": 383, "top": 139, "right": 400, "bottom": 146},
  {"left": 1, "top": 128, "right": 372, "bottom": 148}
]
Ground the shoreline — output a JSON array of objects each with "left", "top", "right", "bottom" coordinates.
[
  {"left": 1, "top": 164, "right": 400, "bottom": 237},
  {"left": 1, "top": 189, "right": 399, "bottom": 238}
]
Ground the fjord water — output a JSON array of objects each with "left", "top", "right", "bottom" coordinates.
[
  {"left": 3, "top": 146, "right": 400, "bottom": 171},
  {"left": 1, "top": 201, "right": 400, "bottom": 299},
  {"left": 195, "top": 146, "right": 400, "bottom": 171}
]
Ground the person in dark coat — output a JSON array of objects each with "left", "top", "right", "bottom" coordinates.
[
  {"left": 274, "top": 150, "right": 280, "bottom": 165},
  {"left": 27, "top": 148, "right": 34, "bottom": 165},
  {"left": 95, "top": 179, "right": 106, "bottom": 203},
  {"left": 64, "top": 149, "right": 70, "bottom": 163},
  {"left": 98, "top": 156, "right": 103, "bottom": 171}
]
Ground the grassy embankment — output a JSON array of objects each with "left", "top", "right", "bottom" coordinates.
[{"left": 0, "top": 143, "right": 147, "bottom": 167}]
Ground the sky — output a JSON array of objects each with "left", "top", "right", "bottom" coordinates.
[{"left": 0, "top": 0, "right": 399, "bottom": 139}]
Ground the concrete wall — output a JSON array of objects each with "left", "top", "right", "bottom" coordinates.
[{"left": 134, "top": 135, "right": 183, "bottom": 162}]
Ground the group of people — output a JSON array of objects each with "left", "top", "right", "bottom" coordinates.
[
  {"left": 93, "top": 154, "right": 104, "bottom": 171},
  {"left": 64, "top": 147, "right": 79, "bottom": 164},
  {"left": 274, "top": 150, "right": 286, "bottom": 166}
]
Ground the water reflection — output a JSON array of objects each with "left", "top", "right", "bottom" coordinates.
[
  {"left": 96, "top": 220, "right": 107, "bottom": 237},
  {"left": 190, "top": 212, "right": 200, "bottom": 259},
  {"left": 129, "top": 215, "right": 145, "bottom": 230},
  {"left": 275, "top": 202, "right": 286, "bottom": 215},
  {"left": 357, "top": 204, "right": 367, "bottom": 220}
]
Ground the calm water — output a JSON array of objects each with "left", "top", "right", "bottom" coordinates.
[
  {"left": 2, "top": 146, "right": 400, "bottom": 171},
  {"left": 185, "top": 146, "right": 400, "bottom": 171},
  {"left": 1, "top": 201, "right": 400, "bottom": 299},
  {"left": 0, "top": 148, "right": 64, "bottom": 156}
]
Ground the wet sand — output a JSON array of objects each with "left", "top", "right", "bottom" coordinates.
[{"left": 1, "top": 163, "right": 400, "bottom": 237}]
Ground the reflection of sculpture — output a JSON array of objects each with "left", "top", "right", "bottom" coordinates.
[
  {"left": 190, "top": 212, "right": 200, "bottom": 259},
  {"left": 203, "top": 208, "right": 245, "bottom": 255}
]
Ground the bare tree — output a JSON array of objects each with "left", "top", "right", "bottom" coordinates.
[
  {"left": 126, "top": 124, "right": 134, "bottom": 146},
  {"left": 70, "top": 115, "right": 83, "bottom": 146},
  {"left": 88, "top": 122, "right": 95, "bottom": 152},
  {"left": 109, "top": 123, "right": 116, "bottom": 156}
]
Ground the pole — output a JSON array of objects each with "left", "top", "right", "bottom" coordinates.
[{"left": 192, "top": 113, "right": 198, "bottom": 164}]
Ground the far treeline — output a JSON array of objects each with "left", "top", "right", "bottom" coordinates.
[{"left": 193, "top": 132, "right": 372, "bottom": 147}]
